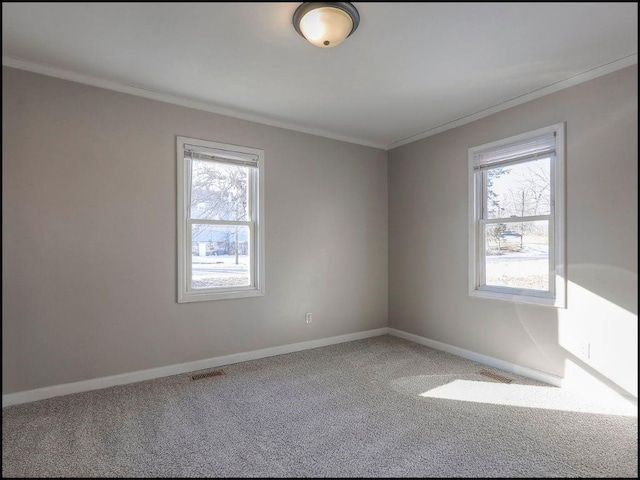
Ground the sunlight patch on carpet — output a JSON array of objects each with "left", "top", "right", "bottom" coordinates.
[{"left": 420, "top": 379, "right": 637, "bottom": 417}]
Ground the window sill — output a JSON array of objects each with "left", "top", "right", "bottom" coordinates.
[
  {"left": 470, "top": 287, "right": 565, "bottom": 308},
  {"left": 178, "top": 287, "right": 264, "bottom": 303}
]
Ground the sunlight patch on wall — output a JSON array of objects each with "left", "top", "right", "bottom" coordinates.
[{"left": 558, "top": 277, "right": 638, "bottom": 398}]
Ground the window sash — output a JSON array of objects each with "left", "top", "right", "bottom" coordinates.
[
  {"left": 186, "top": 157, "right": 253, "bottom": 223},
  {"left": 477, "top": 218, "right": 554, "bottom": 296},
  {"left": 186, "top": 163, "right": 257, "bottom": 292},
  {"left": 479, "top": 215, "right": 551, "bottom": 224},
  {"left": 187, "top": 220, "right": 255, "bottom": 293},
  {"left": 480, "top": 155, "right": 555, "bottom": 221},
  {"left": 475, "top": 148, "right": 556, "bottom": 297}
]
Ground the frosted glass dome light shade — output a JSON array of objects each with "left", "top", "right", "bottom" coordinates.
[
  {"left": 293, "top": 2, "right": 360, "bottom": 48},
  {"left": 299, "top": 7, "right": 351, "bottom": 48}
]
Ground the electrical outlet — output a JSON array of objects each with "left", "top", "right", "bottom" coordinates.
[
  {"left": 305, "top": 312, "right": 312, "bottom": 324},
  {"left": 577, "top": 340, "right": 591, "bottom": 359}
]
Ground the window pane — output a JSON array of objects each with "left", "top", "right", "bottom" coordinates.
[
  {"left": 191, "top": 224, "right": 250, "bottom": 289},
  {"left": 484, "top": 220, "right": 549, "bottom": 291},
  {"left": 486, "top": 157, "right": 551, "bottom": 219},
  {"left": 190, "top": 159, "right": 248, "bottom": 221}
]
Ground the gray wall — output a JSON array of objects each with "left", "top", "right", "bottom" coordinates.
[
  {"left": 2, "top": 67, "right": 388, "bottom": 394},
  {"left": 389, "top": 66, "right": 638, "bottom": 396},
  {"left": 3, "top": 64, "right": 637, "bottom": 398}
]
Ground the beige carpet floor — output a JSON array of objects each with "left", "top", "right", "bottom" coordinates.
[{"left": 2, "top": 335, "right": 637, "bottom": 477}]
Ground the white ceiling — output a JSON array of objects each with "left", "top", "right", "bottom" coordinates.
[{"left": 2, "top": 2, "right": 638, "bottom": 149}]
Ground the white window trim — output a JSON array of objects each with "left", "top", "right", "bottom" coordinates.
[
  {"left": 177, "top": 136, "right": 265, "bottom": 303},
  {"left": 468, "top": 123, "right": 566, "bottom": 308}
]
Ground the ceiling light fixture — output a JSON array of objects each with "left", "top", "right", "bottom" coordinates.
[{"left": 293, "top": 2, "right": 360, "bottom": 48}]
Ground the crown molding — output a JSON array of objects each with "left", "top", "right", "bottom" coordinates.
[
  {"left": 2, "top": 56, "right": 387, "bottom": 151},
  {"left": 387, "top": 53, "right": 638, "bottom": 150},
  {"left": 3, "top": 53, "right": 637, "bottom": 152}
]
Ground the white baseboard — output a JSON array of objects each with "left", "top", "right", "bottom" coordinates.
[
  {"left": 2, "top": 327, "right": 389, "bottom": 407},
  {"left": 387, "top": 328, "right": 563, "bottom": 387},
  {"left": 9, "top": 326, "right": 629, "bottom": 408}
]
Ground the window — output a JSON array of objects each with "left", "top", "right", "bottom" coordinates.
[
  {"left": 468, "top": 123, "right": 565, "bottom": 307},
  {"left": 177, "top": 136, "right": 264, "bottom": 302}
]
